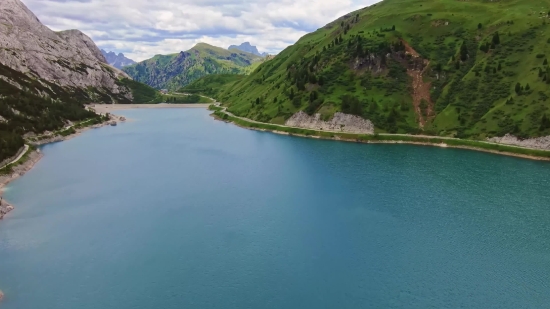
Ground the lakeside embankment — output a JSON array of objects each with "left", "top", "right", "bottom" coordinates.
[
  {"left": 210, "top": 106, "right": 550, "bottom": 162},
  {"left": 0, "top": 104, "right": 211, "bottom": 221},
  {"left": 0, "top": 117, "right": 117, "bottom": 219},
  {"left": 91, "top": 103, "right": 210, "bottom": 114}
]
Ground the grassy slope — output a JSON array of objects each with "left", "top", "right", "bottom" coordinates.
[
  {"left": 118, "top": 78, "right": 161, "bottom": 103},
  {"left": 181, "top": 74, "right": 246, "bottom": 99},
  {"left": 207, "top": 0, "right": 550, "bottom": 138},
  {"left": 123, "top": 43, "right": 261, "bottom": 91},
  {"left": 118, "top": 78, "right": 213, "bottom": 103}
]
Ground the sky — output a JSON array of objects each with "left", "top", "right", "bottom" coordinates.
[{"left": 23, "top": 0, "right": 379, "bottom": 62}]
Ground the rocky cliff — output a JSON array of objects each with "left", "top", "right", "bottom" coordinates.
[
  {"left": 487, "top": 134, "right": 550, "bottom": 150},
  {"left": 0, "top": 0, "right": 146, "bottom": 162},
  {"left": 0, "top": 0, "right": 131, "bottom": 99},
  {"left": 228, "top": 42, "right": 267, "bottom": 57},
  {"left": 285, "top": 111, "right": 374, "bottom": 134},
  {"left": 101, "top": 50, "right": 137, "bottom": 69}
]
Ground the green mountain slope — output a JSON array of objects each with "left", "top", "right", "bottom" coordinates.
[
  {"left": 201, "top": 0, "right": 550, "bottom": 138},
  {"left": 123, "top": 43, "right": 261, "bottom": 91},
  {"left": 181, "top": 74, "right": 246, "bottom": 99}
]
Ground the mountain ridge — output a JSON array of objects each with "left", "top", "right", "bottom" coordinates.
[
  {"left": 191, "top": 0, "right": 550, "bottom": 142},
  {"left": 101, "top": 50, "right": 136, "bottom": 69},
  {"left": 123, "top": 42, "right": 261, "bottom": 90},
  {"left": 228, "top": 42, "right": 268, "bottom": 57},
  {"left": 0, "top": 0, "right": 156, "bottom": 162}
]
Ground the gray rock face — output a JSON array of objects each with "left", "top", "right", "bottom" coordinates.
[
  {"left": 487, "top": 134, "right": 550, "bottom": 150},
  {"left": 101, "top": 49, "right": 136, "bottom": 69},
  {"left": 0, "top": 0, "right": 131, "bottom": 99},
  {"left": 285, "top": 111, "right": 374, "bottom": 134},
  {"left": 0, "top": 203, "right": 14, "bottom": 220},
  {"left": 228, "top": 42, "right": 267, "bottom": 57}
]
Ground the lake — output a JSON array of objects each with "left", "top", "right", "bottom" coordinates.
[{"left": 1, "top": 108, "right": 550, "bottom": 309}]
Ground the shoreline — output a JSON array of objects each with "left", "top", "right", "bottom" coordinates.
[
  {"left": 0, "top": 118, "right": 114, "bottom": 219},
  {"left": 0, "top": 104, "right": 211, "bottom": 220},
  {"left": 211, "top": 112, "right": 550, "bottom": 162},
  {"left": 0, "top": 149, "right": 43, "bottom": 219},
  {"left": 90, "top": 103, "right": 210, "bottom": 114}
]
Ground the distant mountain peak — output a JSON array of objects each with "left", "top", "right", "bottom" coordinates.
[
  {"left": 100, "top": 50, "right": 136, "bottom": 69},
  {"left": 123, "top": 43, "right": 261, "bottom": 91},
  {"left": 228, "top": 42, "right": 266, "bottom": 57}
]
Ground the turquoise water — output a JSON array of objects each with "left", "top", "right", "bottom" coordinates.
[{"left": 1, "top": 108, "right": 550, "bottom": 309}]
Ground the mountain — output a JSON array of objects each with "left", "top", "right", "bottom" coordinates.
[
  {"left": 193, "top": 0, "right": 550, "bottom": 140},
  {"left": 228, "top": 42, "right": 268, "bottom": 57},
  {"left": 0, "top": 0, "right": 156, "bottom": 162},
  {"left": 101, "top": 50, "right": 136, "bottom": 69},
  {"left": 123, "top": 43, "right": 261, "bottom": 90}
]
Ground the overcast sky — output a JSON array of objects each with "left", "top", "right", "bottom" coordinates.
[{"left": 23, "top": 0, "right": 378, "bottom": 61}]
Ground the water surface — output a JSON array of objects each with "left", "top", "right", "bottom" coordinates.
[{"left": 1, "top": 108, "right": 550, "bottom": 309}]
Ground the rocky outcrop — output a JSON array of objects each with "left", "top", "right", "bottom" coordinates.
[
  {"left": 101, "top": 50, "right": 136, "bottom": 69},
  {"left": 228, "top": 42, "right": 267, "bottom": 57},
  {"left": 0, "top": 0, "right": 132, "bottom": 99},
  {"left": 0, "top": 202, "right": 14, "bottom": 220},
  {"left": 285, "top": 111, "right": 374, "bottom": 134},
  {"left": 487, "top": 134, "right": 550, "bottom": 150},
  {"left": 352, "top": 53, "right": 384, "bottom": 73}
]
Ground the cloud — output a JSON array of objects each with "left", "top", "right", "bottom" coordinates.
[{"left": 23, "top": 0, "right": 379, "bottom": 61}]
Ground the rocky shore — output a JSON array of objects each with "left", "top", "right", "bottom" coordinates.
[{"left": 487, "top": 134, "right": 550, "bottom": 150}]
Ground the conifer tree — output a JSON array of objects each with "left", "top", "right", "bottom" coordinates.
[
  {"left": 540, "top": 114, "right": 550, "bottom": 131},
  {"left": 492, "top": 32, "right": 500, "bottom": 45},
  {"left": 460, "top": 43, "right": 468, "bottom": 61}
]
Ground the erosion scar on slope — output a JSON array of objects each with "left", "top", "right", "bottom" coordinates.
[{"left": 402, "top": 40, "right": 434, "bottom": 127}]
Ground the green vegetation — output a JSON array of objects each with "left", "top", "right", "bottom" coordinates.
[
  {"left": 181, "top": 74, "right": 246, "bottom": 98},
  {"left": 118, "top": 78, "right": 160, "bottom": 103},
  {"left": 0, "top": 144, "right": 35, "bottom": 175},
  {"left": 123, "top": 43, "right": 262, "bottom": 91},
  {"left": 208, "top": 105, "right": 223, "bottom": 112},
  {"left": 117, "top": 78, "right": 212, "bottom": 103},
  {"left": 0, "top": 62, "right": 158, "bottom": 162},
  {"left": 0, "top": 63, "right": 101, "bottom": 162},
  {"left": 213, "top": 110, "right": 550, "bottom": 159},
  {"left": 199, "top": 0, "right": 550, "bottom": 141},
  {"left": 159, "top": 94, "right": 213, "bottom": 104}
]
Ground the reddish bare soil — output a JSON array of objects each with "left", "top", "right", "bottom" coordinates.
[{"left": 401, "top": 40, "right": 434, "bottom": 127}]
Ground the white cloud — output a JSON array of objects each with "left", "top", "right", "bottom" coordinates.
[{"left": 23, "top": 0, "right": 379, "bottom": 61}]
